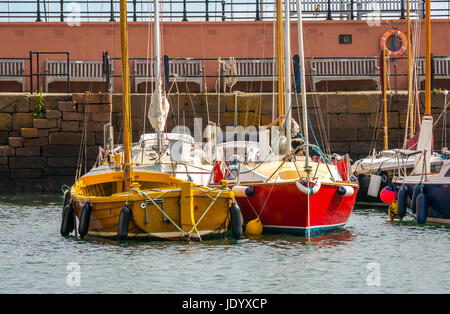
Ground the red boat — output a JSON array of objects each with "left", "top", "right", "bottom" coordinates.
[{"left": 236, "top": 179, "right": 358, "bottom": 237}]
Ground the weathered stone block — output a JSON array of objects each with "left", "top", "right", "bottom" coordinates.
[
  {"left": 63, "top": 111, "right": 90, "bottom": 121},
  {"left": 33, "top": 118, "right": 58, "bottom": 129},
  {"left": 10, "top": 168, "right": 42, "bottom": 178},
  {"left": 49, "top": 132, "right": 95, "bottom": 145},
  {"left": 329, "top": 128, "right": 358, "bottom": 142},
  {"left": 73, "top": 93, "right": 111, "bottom": 105},
  {"left": 12, "top": 113, "right": 33, "bottom": 130},
  {"left": 336, "top": 113, "right": 369, "bottom": 129},
  {"left": 47, "top": 176, "right": 73, "bottom": 192},
  {"left": 9, "top": 156, "right": 46, "bottom": 169},
  {"left": 48, "top": 157, "right": 78, "bottom": 168},
  {"left": 9, "top": 137, "right": 24, "bottom": 148},
  {"left": 348, "top": 94, "right": 379, "bottom": 113},
  {"left": 24, "top": 136, "right": 48, "bottom": 147},
  {"left": 43, "top": 145, "right": 80, "bottom": 157},
  {"left": 44, "top": 167, "right": 77, "bottom": 176},
  {"left": 324, "top": 94, "right": 348, "bottom": 114},
  {"left": 91, "top": 112, "right": 111, "bottom": 122},
  {"left": 0, "top": 95, "right": 29, "bottom": 113},
  {"left": 350, "top": 142, "right": 372, "bottom": 155},
  {"left": 0, "top": 156, "right": 7, "bottom": 165},
  {"left": 38, "top": 129, "right": 49, "bottom": 137},
  {"left": 0, "top": 113, "right": 12, "bottom": 131},
  {"left": 16, "top": 146, "right": 41, "bottom": 156},
  {"left": 61, "top": 121, "right": 80, "bottom": 132},
  {"left": 58, "top": 101, "right": 77, "bottom": 112},
  {"left": 21, "top": 128, "right": 38, "bottom": 138},
  {"left": 0, "top": 131, "right": 8, "bottom": 144},
  {"left": 84, "top": 104, "right": 111, "bottom": 113},
  {"left": 46, "top": 110, "right": 62, "bottom": 119},
  {"left": 0, "top": 145, "right": 14, "bottom": 156}
]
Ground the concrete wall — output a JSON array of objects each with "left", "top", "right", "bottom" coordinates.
[
  {"left": 0, "top": 91, "right": 448, "bottom": 193},
  {"left": 0, "top": 19, "right": 449, "bottom": 92}
]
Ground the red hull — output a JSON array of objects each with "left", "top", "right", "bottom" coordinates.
[{"left": 236, "top": 182, "right": 357, "bottom": 236}]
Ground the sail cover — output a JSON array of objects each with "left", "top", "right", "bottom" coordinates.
[{"left": 148, "top": 85, "right": 170, "bottom": 132}]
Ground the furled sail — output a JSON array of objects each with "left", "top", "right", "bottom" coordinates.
[{"left": 148, "top": 84, "right": 170, "bottom": 132}]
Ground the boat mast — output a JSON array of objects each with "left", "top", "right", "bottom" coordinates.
[
  {"left": 120, "top": 0, "right": 133, "bottom": 190},
  {"left": 276, "top": 0, "right": 284, "bottom": 129},
  {"left": 406, "top": 0, "right": 414, "bottom": 139},
  {"left": 424, "top": 0, "right": 431, "bottom": 116},
  {"left": 155, "top": 0, "right": 163, "bottom": 152},
  {"left": 283, "top": 0, "right": 291, "bottom": 154},
  {"left": 296, "top": 0, "right": 310, "bottom": 172},
  {"left": 382, "top": 48, "right": 388, "bottom": 150}
]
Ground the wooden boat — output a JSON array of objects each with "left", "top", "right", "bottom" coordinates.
[
  {"left": 60, "top": 0, "right": 241, "bottom": 241},
  {"left": 69, "top": 168, "right": 234, "bottom": 240},
  {"left": 212, "top": 0, "right": 358, "bottom": 238}
]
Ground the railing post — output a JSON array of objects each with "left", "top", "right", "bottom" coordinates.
[
  {"left": 206, "top": 0, "right": 209, "bottom": 21},
  {"left": 109, "top": 0, "right": 115, "bottom": 22},
  {"left": 327, "top": 0, "right": 332, "bottom": 20},
  {"left": 222, "top": 0, "right": 226, "bottom": 21},
  {"left": 36, "top": 0, "right": 42, "bottom": 22},
  {"left": 400, "top": 0, "right": 405, "bottom": 19},
  {"left": 255, "top": 0, "right": 260, "bottom": 21},
  {"left": 350, "top": 0, "right": 354, "bottom": 20},
  {"left": 60, "top": 0, "right": 64, "bottom": 21},
  {"left": 431, "top": 53, "right": 435, "bottom": 91},
  {"left": 29, "top": 51, "right": 33, "bottom": 94},
  {"left": 36, "top": 53, "right": 40, "bottom": 92},
  {"left": 183, "top": 0, "right": 188, "bottom": 21},
  {"left": 67, "top": 52, "right": 70, "bottom": 94},
  {"left": 164, "top": 55, "right": 170, "bottom": 94},
  {"left": 133, "top": 0, "right": 137, "bottom": 21}
]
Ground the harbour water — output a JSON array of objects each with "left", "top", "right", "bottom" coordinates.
[{"left": 0, "top": 194, "right": 449, "bottom": 294}]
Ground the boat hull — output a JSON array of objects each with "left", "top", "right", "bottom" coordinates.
[
  {"left": 236, "top": 181, "right": 358, "bottom": 237},
  {"left": 394, "top": 182, "right": 450, "bottom": 224},
  {"left": 69, "top": 170, "right": 233, "bottom": 241}
]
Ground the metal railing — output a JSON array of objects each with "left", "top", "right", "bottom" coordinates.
[
  {"left": 0, "top": 53, "right": 448, "bottom": 93},
  {"left": 0, "top": 0, "right": 449, "bottom": 22}
]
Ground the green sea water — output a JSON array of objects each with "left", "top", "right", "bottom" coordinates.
[{"left": 0, "top": 194, "right": 449, "bottom": 294}]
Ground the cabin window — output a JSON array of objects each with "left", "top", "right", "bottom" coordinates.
[
  {"left": 339, "top": 34, "right": 352, "bottom": 44},
  {"left": 445, "top": 168, "right": 450, "bottom": 177}
]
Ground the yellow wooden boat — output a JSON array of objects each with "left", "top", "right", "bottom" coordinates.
[
  {"left": 68, "top": 168, "right": 235, "bottom": 240},
  {"left": 59, "top": 0, "right": 242, "bottom": 241}
]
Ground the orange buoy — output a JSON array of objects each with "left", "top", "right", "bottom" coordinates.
[{"left": 380, "top": 29, "right": 408, "bottom": 57}]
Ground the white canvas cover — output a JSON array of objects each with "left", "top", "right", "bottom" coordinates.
[{"left": 148, "top": 85, "right": 170, "bottom": 132}]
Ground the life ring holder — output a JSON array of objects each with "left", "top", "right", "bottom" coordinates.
[
  {"left": 295, "top": 178, "right": 321, "bottom": 195},
  {"left": 380, "top": 29, "right": 408, "bottom": 57}
]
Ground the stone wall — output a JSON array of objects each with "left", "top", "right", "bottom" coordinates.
[{"left": 0, "top": 91, "right": 448, "bottom": 193}]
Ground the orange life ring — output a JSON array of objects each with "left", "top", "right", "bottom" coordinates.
[{"left": 380, "top": 30, "right": 408, "bottom": 57}]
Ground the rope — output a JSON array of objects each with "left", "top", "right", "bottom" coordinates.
[
  {"left": 219, "top": 57, "right": 238, "bottom": 93},
  {"left": 131, "top": 187, "right": 225, "bottom": 241}
]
